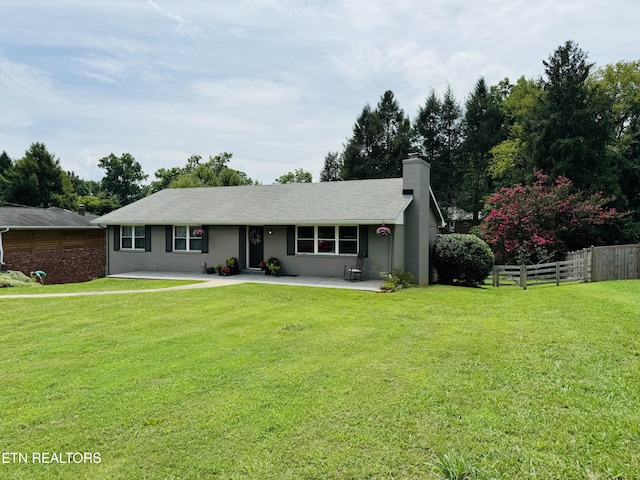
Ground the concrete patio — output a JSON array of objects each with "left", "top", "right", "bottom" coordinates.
[{"left": 109, "top": 270, "right": 385, "bottom": 291}]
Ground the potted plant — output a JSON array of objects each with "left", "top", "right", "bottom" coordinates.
[
  {"left": 220, "top": 266, "right": 231, "bottom": 276},
  {"left": 265, "top": 257, "right": 280, "bottom": 276},
  {"left": 258, "top": 261, "right": 267, "bottom": 273},
  {"left": 226, "top": 257, "right": 239, "bottom": 275},
  {"left": 269, "top": 264, "right": 281, "bottom": 276},
  {"left": 214, "top": 265, "right": 224, "bottom": 275}
]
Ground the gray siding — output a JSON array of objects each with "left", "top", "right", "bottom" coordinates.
[
  {"left": 107, "top": 223, "right": 405, "bottom": 281},
  {"left": 261, "top": 225, "right": 387, "bottom": 280},
  {"left": 107, "top": 225, "right": 241, "bottom": 275}
]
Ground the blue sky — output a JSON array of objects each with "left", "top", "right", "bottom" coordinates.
[{"left": 1, "top": 0, "right": 639, "bottom": 184}]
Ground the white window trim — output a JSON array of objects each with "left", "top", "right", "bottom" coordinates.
[
  {"left": 174, "top": 225, "right": 203, "bottom": 252},
  {"left": 121, "top": 225, "right": 146, "bottom": 250},
  {"left": 295, "top": 225, "right": 358, "bottom": 255}
]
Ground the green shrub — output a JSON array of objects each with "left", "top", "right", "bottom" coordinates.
[
  {"left": 0, "top": 270, "right": 35, "bottom": 288},
  {"left": 433, "top": 234, "right": 494, "bottom": 286},
  {"left": 379, "top": 268, "right": 416, "bottom": 292}
]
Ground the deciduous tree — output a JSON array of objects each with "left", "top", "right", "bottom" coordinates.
[
  {"left": 274, "top": 169, "right": 312, "bottom": 184},
  {"left": 98, "top": 153, "right": 148, "bottom": 205},
  {"left": 592, "top": 60, "right": 640, "bottom": 225},
  {"left": 151, "top": 152, "right": 255, "bottom": 190},
  {"left": 488, "top": 77, "right": 544, "bottom": 187},
  {"left": 480, "top": 171, "right": 624, "bottom": 264}
]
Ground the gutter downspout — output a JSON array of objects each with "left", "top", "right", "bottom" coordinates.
[{"left": 0, "top": 228, "right": 9, "bottom": 267}]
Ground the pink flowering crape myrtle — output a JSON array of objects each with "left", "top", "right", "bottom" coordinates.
[{"left": 480, "top": 171, "right": 624, "bottom": 264}]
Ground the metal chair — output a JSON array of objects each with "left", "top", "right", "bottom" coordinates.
[{"left": 344, "top": 252, "right": 364, "bottom": 281}]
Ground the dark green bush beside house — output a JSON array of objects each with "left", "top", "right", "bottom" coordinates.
[{"left": 434, "top": 234, "right": 494, "bottom": 286}]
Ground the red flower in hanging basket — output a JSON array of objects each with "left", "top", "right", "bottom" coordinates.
[
  {"left": 192, "top": 228, "right": 205, "bottom": 236},
  {"left": 376, "top": 226, "right": 391, "bottom": 236}
]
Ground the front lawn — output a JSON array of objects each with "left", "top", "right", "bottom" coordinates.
[
  {"left": 0, "top": 277, "right": 203, "bottom": 295},
  {"left": 1, "top": 281, "right": 639, "bottom": 479}
]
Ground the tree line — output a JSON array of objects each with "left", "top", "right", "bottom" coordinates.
[
  {"left": 2, "top": 40, "right": 638, "bottom": 256},
  {"left": 321, "top": 40, "right": 640, "bottom": 245},
  {"left": 0, "top": 146, "right": 313, "bottom": 215}
]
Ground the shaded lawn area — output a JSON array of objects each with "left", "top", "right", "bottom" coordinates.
[{"left": 1, "top": 281, "right": 639, "bottom": 479}]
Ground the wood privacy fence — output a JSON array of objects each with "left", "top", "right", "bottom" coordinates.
[
  {"left": 565, "top": 244, "right": 640, "bottom": 282},
  {"left": 493, "top": 243, "right": 640, "bottom": 288}
]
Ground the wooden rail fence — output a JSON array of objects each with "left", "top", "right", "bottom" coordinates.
[
  {"left": 493, "top": 243, "right": 640, "bottom": 288},
  {"left": 493, "top": 259, "right": 586, "bottom": 289}
]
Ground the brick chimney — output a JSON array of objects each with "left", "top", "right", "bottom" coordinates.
[{"left": 78, "top": 204, "right": 86, "bottom": 216}]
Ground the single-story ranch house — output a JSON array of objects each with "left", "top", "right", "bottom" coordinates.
[
  {"left": 0, "top": 204, "right": 106, "bottom": 284},
  {"left": 93, "top": 156, "right": 445, "bottom": 285}
]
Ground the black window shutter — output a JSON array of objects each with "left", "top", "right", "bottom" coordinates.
[
  {"left": 359, "top": 225, "right": 369, "bottom": 257},
  {"left": 201, "top": 226, "right": 209, "bottom": 254},
  {"left": 113, "top": 226, "right": 120, "bottom": 251},
  {"left": 238, "top": 226, "right": 246, "bottom": 267},
  {"left": 145, "top": 225, "right": 152, "bottom": 252},
  {"left": 165, "top": 226, "right": 173, "bottom": 252},
  {"left": 287, "top": 226, "right": 295, "bottom": 255}
]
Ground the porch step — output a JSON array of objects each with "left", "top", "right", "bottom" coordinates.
[{"left": 241, "top": 269, "right": 265, "bottom": 276}]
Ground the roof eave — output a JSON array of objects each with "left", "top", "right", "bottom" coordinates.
[{"left": 0, "top": 225, "right": 105, "bottom": 230}]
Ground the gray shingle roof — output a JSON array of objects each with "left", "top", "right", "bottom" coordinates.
[
  {"left": 93, "top": 178, "right": 414, "bottom": 226},
  {"left": 0, "top": 206, "right": 100, "bottom": 228}
]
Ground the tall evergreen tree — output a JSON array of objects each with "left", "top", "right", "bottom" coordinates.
[
  {"left": 320, "top": 151, "right": 343, "bottom": 182},
  {"left": 342, "top": 90, "right": 412, "bottom": 179},
  {"left": 0, "top": 151, "right": 12, "bottom": 202},
  {"left": 459, "top": 78, "right": 507, "bottom": 224},
  {"left": 342, "top": 104, "right": 378, "bottom": 180},
  {"left": 527, "top": 41, "right": 618, "bottom": 195},
  {"left": 413, "top": 90, "right": 442, "bottom": 164},
  {"left": 4, "top": 142, "right": 66, "bottom": 207},
  {"left": 0, "top": 151, "right": 11, "bottom": 176},
  {"left": 412, "top": 86, "right": 463, "bottom": 210}
]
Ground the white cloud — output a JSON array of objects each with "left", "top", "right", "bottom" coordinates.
[
  {"left": 1, "top": 0, "right": 639, "bottom": 185},
  {"left": 0, "top": 57, "right": 59, "bottom": 103},
  {"left": 191, "top": 78, "right": 307, "bottom": 106},
  {"left": 73, "top": 55, "right": 131, "bottom": 84}
]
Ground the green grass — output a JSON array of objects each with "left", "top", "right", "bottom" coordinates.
[
  {"left": 0, "top": 277, "right": 204, "bottom": 295},
  {"left": 1, "top": 281, "right": 639, "bottom": 479}
]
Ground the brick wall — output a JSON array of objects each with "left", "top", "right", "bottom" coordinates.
[{"left": 4, "top": 247, "right": 106, "bottom": 284}]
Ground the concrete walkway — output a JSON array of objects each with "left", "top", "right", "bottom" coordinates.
[
  {"left": 110, "top": 270, "right": 384, "bottom": 291},
  {"left": 0, "top": 271, "right": 383, "bottom": 299}
]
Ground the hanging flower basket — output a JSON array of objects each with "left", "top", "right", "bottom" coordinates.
[
  {"left": 192, "top": 228, "right": 205, "bottom": 236},
  {"left": 376, "top": 225, "right": 392, "bottom": 236}
]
